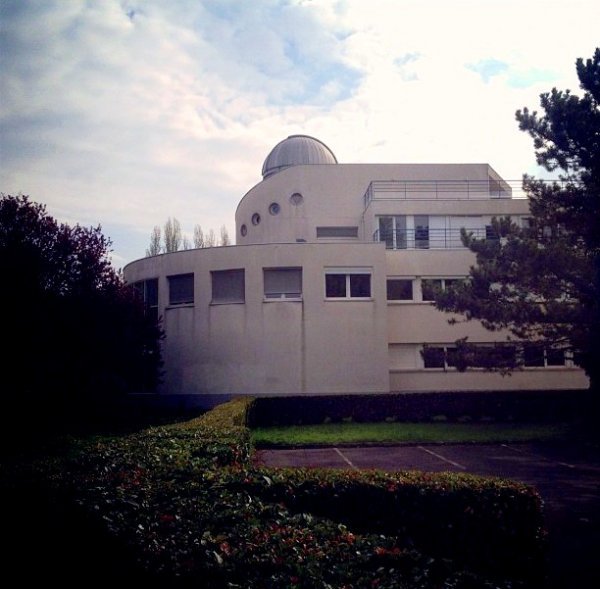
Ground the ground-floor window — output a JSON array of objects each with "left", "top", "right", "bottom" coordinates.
[
  {"left": 264, "top": 267, "right": 302, "bottom": 299},
  {"left": 211, "top": 269, "right": 245, "bottom": 303},
  {"left": 168, "top": 273, "right": 194, "bottom": 305},
  {"left": 132, "top": 277, "right": 159, "bottom": 323}
]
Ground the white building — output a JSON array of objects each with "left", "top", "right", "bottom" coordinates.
[{"left": 124, "top": 135, "right": 588, "bottom": 398}]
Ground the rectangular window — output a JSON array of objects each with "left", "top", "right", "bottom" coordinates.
[
  {"left": 421, "top": 279, "right": 443, "bottom": 301},
  {"left": 414, "top": 215, "right": 429, "bottom": 249},
  {"left": 422, "top": 278, "right": 462, "bottom": 301},
  {"left": 523, "top": 345, "right": 545, "bottom": 367},
  {"left": 378, "top": 216, "right": 394, "bottom": 249},
  {"left": 211, "top": 269, "right": 245, "bottom": 303},
  {"left": 325, "top": 274, "right": 347, "bottom": 297},
  {"left": 378, "top": 216, "right": 407, "bottom": 250},
  {"left": 325, "top": 270, "right": 372, "bottom": 299},
  {"left": 316, "top": 226, "right": 358, "bottom": 238},
  {"left": 423, "top": 346, "right": 445, "bottom": 369},
  {"left": 264, "top": 268, "right": 302, "bottom": 299},
  {"left": 132, "top": 278, "right": 159, "bottom": 323},
  {"left": 546, "top": 348, "right": 566, "bottom": 366},
  {"left": 387, "top": 279, "right": 413, "bottom": 301},
  {"left": 168, "top": 273, "right": 194, "bottom": 305}
]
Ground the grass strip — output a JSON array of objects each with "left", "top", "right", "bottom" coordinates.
[{"left": 251, "top": 421, "right": 573, "bottom": 447}]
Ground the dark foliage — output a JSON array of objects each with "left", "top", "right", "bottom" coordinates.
[
  {"left": 433, "top": 49, "right": 600, "bottom": 393},
  {"left": 8, "top": 398, "right": 543, "bottom": 587},
  {"left": 0, "top": 195, "right": 162, "bottom": 433},
  {"left": 247, "top": 391, "right": 592, "bottom": 426}
]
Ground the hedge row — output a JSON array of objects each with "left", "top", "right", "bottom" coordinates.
[
  {"left": 248, "top": 390, "right": 591, "bottom": 426},
  {"left": 56, "top": 397, "right": 545, "bottom": 587}
]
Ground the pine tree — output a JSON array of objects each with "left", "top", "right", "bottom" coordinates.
[{"left": 434, "top": 49, "right": 600, "bottom": 394}]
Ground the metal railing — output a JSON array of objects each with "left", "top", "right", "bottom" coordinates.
[
  {"left": 373, "top": 227, "right": 491, "bottom": 249},
  {"left": 363, "top": 179, "right": 520, "bottom": 208}
]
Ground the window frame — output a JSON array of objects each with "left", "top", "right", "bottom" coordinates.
[
  {"left": 386, "top": 278, "right": 414, "bottom": 301},
  {"left": 421, "top": 277, "right": 462, "bottom": 302},
  {"left": 325, "top": 268, "right": 372, "bottom": 300},
  {"left": 132, "top": 278, "right": 159, "bottom": 323},
  {"left": 167, "top": 273, "right": 194, "bottom": 306},
  {"left": 263, "top": 267, "right": 303, "bottom": 301},
  {"left": 211, "top": 269, "right": 245, "bottom": 304}
]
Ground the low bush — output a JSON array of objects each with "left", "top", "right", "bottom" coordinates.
[
  {"left": 27, "top": 397, "right": 545, "bottom": 587},
  {"left": 236, "top": 468, "right": 544, "bottom": 580}
]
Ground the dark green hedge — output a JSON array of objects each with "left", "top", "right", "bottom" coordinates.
[
  {"left": 235, "top": 468, "right": 544, "bottom": 580},
  {"left": 42, "top": 397, "right": 545, "bottom": 587},
  {"left": 248, "top": 390, "right": 591, "bottom": 426}
]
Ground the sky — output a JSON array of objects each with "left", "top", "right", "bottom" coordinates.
[{"left": 1, "top": 0, "right": 599, "bottom": 267}]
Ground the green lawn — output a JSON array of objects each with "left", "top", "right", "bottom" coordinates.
[{"left": 251, "top": 421, "right": 574, "bottom": 447}]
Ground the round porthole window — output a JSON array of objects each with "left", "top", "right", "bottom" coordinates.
[
  {"left": 251, "top": 213, "right": 261, "bottom": 225},
  {"left": 240, "top": 224, "right": 247, "bottom": 236},
  {"left": 269, "top": 202, "right": 280, "bottom": 215},
  {"left": 290, "top": 192, "right": 303, "bottom": 206}
]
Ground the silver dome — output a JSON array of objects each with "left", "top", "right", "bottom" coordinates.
[{"left": 261, "top": 134, "right": 338, "bottom": 179}]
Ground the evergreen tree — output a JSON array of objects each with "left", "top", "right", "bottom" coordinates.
[{"left": 434, "top": 49, "right": 600, "bottom": 393}]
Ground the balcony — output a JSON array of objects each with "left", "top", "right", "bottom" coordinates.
[
  {"left": 363, "top": 179, "right": 515, "bottom": 208},
  {"left": 373, "top": 227, "right": 493, "bottom": 249}
]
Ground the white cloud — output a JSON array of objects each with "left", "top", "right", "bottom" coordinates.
[{"left": 1, "top": 0, "right": 598, "bottom": 264}]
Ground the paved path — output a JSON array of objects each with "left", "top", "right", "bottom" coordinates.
[{"left": 257, "top": 442, "right": 600, "bottom": 589}]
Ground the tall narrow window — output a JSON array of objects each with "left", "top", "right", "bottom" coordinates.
[
  {"left": 132, "top": 278, "right": 159, "bottom": 323},
  {"left": 378, "top": 216, "right": 407, "bottom": 249},
  {"left": 211, "top": 269, "right": 245, "bottom": 303},
  {"left": 168, "top": 273, "right": 194, "bottom": 305},
  {"left": 264, "top": 268, "right": 302, "bottom": 299},
  {"left": 414, "top": 215, "right": 429, "bottom": 249}
]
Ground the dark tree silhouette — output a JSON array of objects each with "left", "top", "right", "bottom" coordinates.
[{"left": 0, "top": 194, "right": 162, "bottom": 431}]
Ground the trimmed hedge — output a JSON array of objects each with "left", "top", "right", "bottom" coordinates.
[
  {"left": 45, "top": 397, "right": 545, "bottom": 587},
  {"left": 248, "top": 390, "right": 592, "bottom": 426},
  {"left": 237, "top": 468, "right": 544, "bottom": 580}
]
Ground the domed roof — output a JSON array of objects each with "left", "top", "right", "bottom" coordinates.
[{"left": 262, "top": 134, "right": 338, "bottom": 179}]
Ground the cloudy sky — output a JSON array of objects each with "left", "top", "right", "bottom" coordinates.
[{"left": 1, "top": 0, "right": 598, "bottom": 266}]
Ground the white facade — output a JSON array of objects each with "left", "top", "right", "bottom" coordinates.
[{"left": 124, "top": 135, "right": 588, "bottom": 397}]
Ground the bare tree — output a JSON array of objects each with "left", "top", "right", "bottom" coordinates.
[
  {"left": 146, "top": 225, "right": 162, "bottom": 257},
  {"left": 205, "top": 228, "right": 216, "bottom": 248},
  {"left": 164, "top": 217, "right": 182, "bottom": 253},
  {"left": 182, "top": 235, "right": 191, "bottom": 250},
  {"left": 220, "top": 225, "right": 230, "bottom": 246},
  {"left": 193, "top": 224, "right": 205, "bottom": 248}
]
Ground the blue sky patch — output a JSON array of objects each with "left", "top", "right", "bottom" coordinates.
[{"left": 467, "top": 58, "right": 509, "bottom": 83}]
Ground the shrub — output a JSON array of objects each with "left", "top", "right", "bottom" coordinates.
[
  {"left": 235, "top": 468, "right": 544, "bottom": 581},
  {"left": 45, "top": 397, "right": 544, "bottom": 587}
]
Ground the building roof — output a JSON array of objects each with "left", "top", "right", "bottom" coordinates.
[{"left": 261, "top": 134, "right": 338, "bottom": 179}]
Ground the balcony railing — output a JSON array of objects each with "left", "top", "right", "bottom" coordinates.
[
  {"left": 373, "top": 227, "right": 492, "bottom": 249},
  {"left": 363, "top": 179, "right": 516, "bottom": 207}
]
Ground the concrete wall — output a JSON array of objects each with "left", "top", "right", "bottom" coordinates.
[
  {"left": 389, "top": 368, "right": 589, "bottom": 392},
  {"left": 235, "top": 163, "right": 511, "bottom": 246},
  {"left": 124, "top": 243, "right": 390, "bottom": 396}
]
